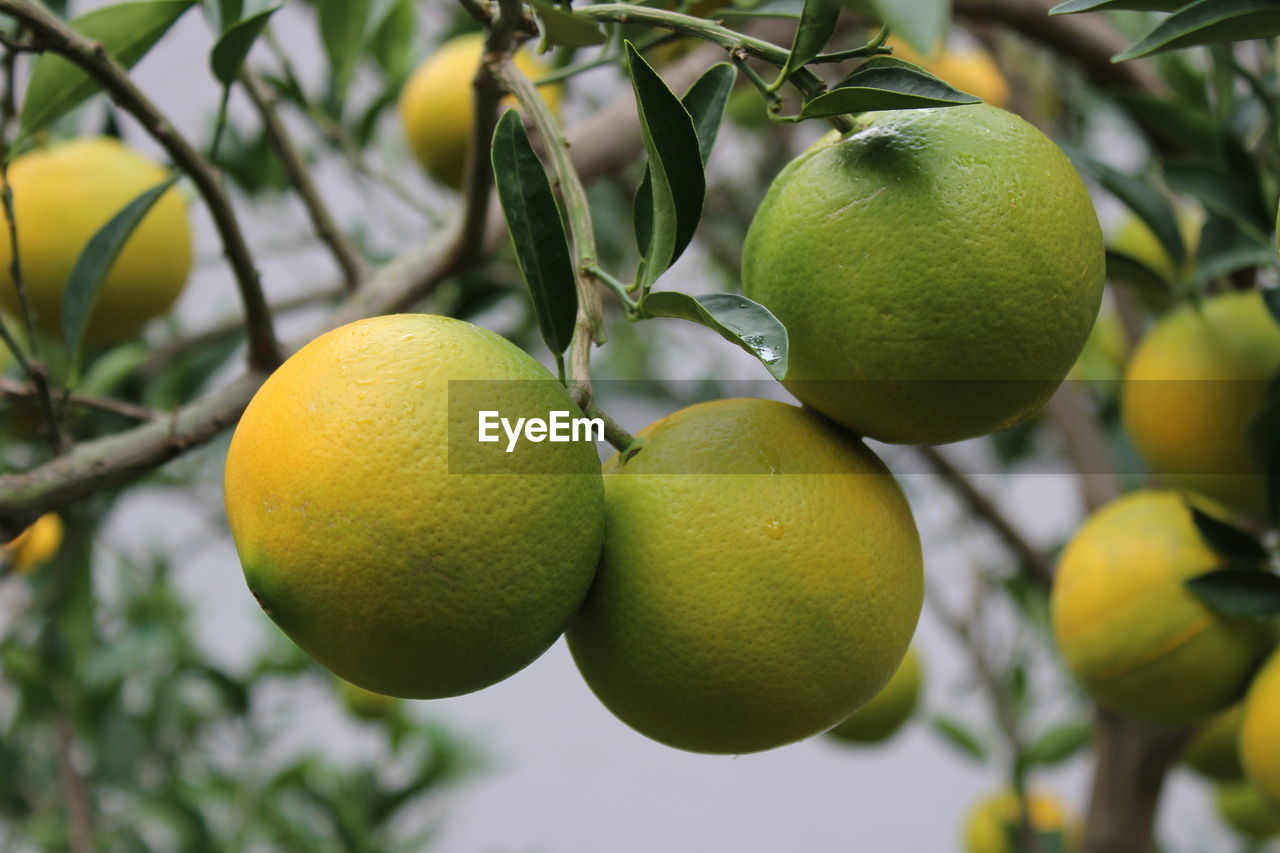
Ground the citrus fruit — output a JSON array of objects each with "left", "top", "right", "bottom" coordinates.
[
  {"left": 742, "top": 104, "right": 1105, "bottom": 445},
  {"left": 566, "top": 398, "right": 923, "bottom": 754},
  {"left": 890, "top": 38, "right": 1010, "bottom": 107},
  {"left": 1051, "top": 490, "right": 1273, "bottom": 724},
  {"left": 1215, "top": 781, "right": 1280, "bottom": 839},
  {"left": 0, "top": 138, "right": 192, "bottom": 345},
  {"left": 1183, "top": 704, "right": 1245, "bottom": 781},
  {"left": 399, "top": 33, "right": 561, "bottom": 189},
  {"left": 1123, "top": 291, "right": 1280, "bottom": 522},
  {"left": 963, "top": 790, "right": 1078, "bottom": 853},
  {"left": 827, "top": 645, "right": 922, "bottom": 745},
  {"left": 4, "top": 513, "right": 63, "bottom": 573},
  {"left": 224, "top": 314, "right": 605, "bottom": 699},
  {"left": 337, "top": 678, "right": 401, "bottom": 723},
  {"left": 1242, "top": 651, "right": 1280, "bottom": 808}
]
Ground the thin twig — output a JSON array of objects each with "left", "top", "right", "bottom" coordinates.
[
  {"left": 56, "top": 718, "right": 93, "bottom": 853},
  {"left": 0, "top": 377, "right": 158, "bottom": 422}
]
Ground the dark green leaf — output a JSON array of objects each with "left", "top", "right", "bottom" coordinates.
[
  {"left": 626, "top": 42, "right": 705, "bottom": 289},
  {"left": 865, "top": 0, "right": 949, "bottom": 54},
  {"left": 1186, "top": 568, "right": 1280, "bottom": 619},
  {"left": 491, "top": 110, "right": 578, "bottom": 357},
  {"left": 1024, "top": 722, "right": 1093, "bottom": 767},
  {"left": 209, "top": 2, "right": 282, "bottom": 85},
  {"left": 637, "top": 291, "right": 788, "bottom": 380},
  {"left": 21, "top": 1, "right": 198, "bottom": 136},
  {"left": 529, "top": 0, "right": 607, "bottom": 47},
  {"left": 930, "top": 715, "right": 987, "bottom": 763},
  {"left": 368, "top": 0, "right": 416, "bottom": 82},
  {"left": 1106, "top": 249, "right": 1174, "bottom": 308},
  {"left": 801, "top": 59, "right": 981, "bottom": 117},
  {"left": 1263, "top": 290, "right": 1280, "bottom": 324},
  {"left": 316, "top": 0, "right": 370, "bottom": 94},
  {"left": 773, "top": 0, "right": 841, "bottom": 89},
  {"left": 1116, "top": 0, "right": 1280, "bottom": 60},
  {"left": 1051, "top": 0, "right": 1189, "bottom": 13},
  {"left": 1193, "top": 214, "right": 1276, "bottom": 285},
  {"left": 1188, "top": 501, "right": 1269, "bottom": 563},
  {"left": 202, "top": 0, "right": 241, "bottom": 33},
  {"left": 1066, "top": 148, "right": 1187, "bottom": 267},
  {"left": 1165, "top": 161, "right": 1271, "bottom": 235},
  {"left": 64, "top": 176, "right": 179, "bottom": 369}
]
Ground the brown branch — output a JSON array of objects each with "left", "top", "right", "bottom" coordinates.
[
  {"left": 1084, "top": 711, "right": 1189, "bottom": 853},
  {"left": 0, "top": 0, "right": 281, "bottom": 370},
  {"left": 1043, "top": 386, "right": 1123, "bottom": 514},
  {"left": 240, "top": 70, "right": 366, "bottom": 291},
  {"left": 56, "top": 718, "right": 93, "bottom": 853},
  {"left": 0, "top": 378, "right": 158, "bottom": 422}
]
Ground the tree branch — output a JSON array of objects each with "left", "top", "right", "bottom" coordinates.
[{"left": 0, "top": 378, "right": 158, "bottom": 422}]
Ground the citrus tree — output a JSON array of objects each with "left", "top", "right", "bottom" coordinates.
[{"left": 1, "top": 0, "right": 1279, "bottom": 850}]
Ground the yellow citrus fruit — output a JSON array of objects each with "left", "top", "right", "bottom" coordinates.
[
  {"left": 1215, "top": 780, "right": 1280, "bottom": 839},
  {"left": 742, "top": 104, "right": 1105, "bottom": 445},
  {"left": 566, "top": 398, "right": 923, "bottom": 754},
  {"left": 1242, "top": 651, "right": 1280, "bottom": 809},
  {"left": 337, "top": 677, "right": 401, "bottom": 723},
  {"left": 4, "top": 512, "right": 63, "bottom": 573},
  {"left": 1051, "top": 490, "right": 1274, "bottom": 724},
  {"left": 0, "top": 138, "right": 192, "bottom": 345},
  {"left": 963, "top": 790, "right": 1078, "bottom": 853},
  {"left": 890, "top": 38, "right": 1010, "bottom": 107},
  {"left": 826, "top": 645, "right": 922, "bottom": 745},
  {"left": 1123, "top": 291, "right": 1280, "bottom": 522},
  {"left": 1184, "top": 703, "right": 1245, "bottom": 781},
  {"left": 400, "top": 33, "right": 561, "bottom": 189},
  {"left": 224, "top": 314, "right": 605, "bottom": 699}
]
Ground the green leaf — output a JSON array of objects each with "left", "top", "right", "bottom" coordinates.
[
  {"left": 930, "top": 715, "right": 987, "bottom": 763},
  {"left": 634, "top": 64, "right": 735, "bottom": 259},
  {"left": 1066, "top": 148, "right": 1187, "bottom": 267},
  {"left": 865, "top": 0, "right": 949, "bottom": 54},
  {"left": 1106, "top": 249, "right": 1174, "bottom": 307},
  {"left": 801, "top": 58, "right": 981, "bottom": 118},
  {"left": 1024, "top": 722, "right": 1093, "bottom": 767},
  {"left": 626, "top": 42, "right": 706, "bottom": 290},
  {"left": 209, "top": 2, "right": 282, "bottom": 85},
  {"left": 1115, "top": 0, "right": 1280, "bottom": 60},
  {"left": 637, "top": 291, "right": 788, "bottom": 380},
  {"left": 63, "top": 176, "right": 179, "bottom": 369},
  {"left": 316, "top": 0, "right": 370, "bottom": 94},
  {"left": 529, "top": 0, "right": 607, "bottom": 48},
  {"left": 1186, "top": 568, "right": 1280, "bottom": 619},
  {"left": 1188, "top": 500, "right": 1269, "bottom": 563},
  {"left": 1193, "top": 215, "right": 1277, "bottom": 286},
  {"left": 1050, "top": 0, "right": 1189, "bottom": 13},
  {"left": 202, "top": 0, "right": 241, "bottom": 32},
  {"left": 1264, "top": 290, "right": 1280, "bottom": 325},
  {"left": 368, "top": 0, "right": 416, "bottom": 82},
  {"left": 1164, "top": 161, "right": 1272, "bottom": 237},
  {"left": 21, "top": 1, "right": 198, "bottom": 137},
  {"left": 772, "top": 0, "right": 841, "bottom": 91},
  {"left": 491, "top": 111, "right": 578, "bottom": 358}
]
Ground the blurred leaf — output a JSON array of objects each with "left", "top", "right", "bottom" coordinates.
[
  {"left": 316, "top": 0, "right": 370, "bottom": 95},
  {"left": 1051, "top": 0, "right": 1188, "bottom": 12},
  {"left": 930, "top": 715, "right": 987, "bottom": 763},
  {"left": 1116, "top": 0, "right": 1280, "bottom": 60},
  {"left": 209, "top": 2, "right": 282, "bottom": 85},
  {"left": 626, "top": 42, "right": 705, "bottom": 289},
  {"left": 1185, "top": 568, "right": 1280, "bottom": 618},
  {"left": 213, "top": 124, "right": 291, "bottom": 195},
  {"left": 63, "top": 176, "right": 178, "bottom": 372},
  {"left": 1188, "top": 500, "right": 1269, "bottom": 563},
  {"left": 773, "top": 0, "right": 840, "bottom": 90},
  {"left": 864, "top": 0, "right": 949, "bottom": 54},
  {"left": 491, "top": 110, "right": 578, "bottom": 358},
  {"left": 1165, "top": 161, "right": 1271, "bottom": 236},
  {"left": 1114, "top": 93, "right": 1218, "bottom": 151},
  {"left": 1193, "top": 214, "right": 1276, "bottom": 285},
  {"left": 368, "top": 0, "right": 416, "bottom": 81},
  {"left": 802, "top": 58, "right": 981, "bottom": 117},
  {"left": 21, "top": 1, "right": 198, "bottom": 137},
  {"left": 1264, "top": 290, "right": 1280, "bottom": 324},
  {"left": 1024, "top": 722, "right": 1093, "bottom": 767},
  {"left": 529, "top": 0, "right": 606, "bottom": 47},
  {"left": 637, "top": 291, "right": 789, "bottom": 380},
  {"left": 202, "top": 0, "right": 241, "bottom": 32},
  {"left": 1106, "top": 249, "right": 1175, "bottom": 307},
  {"left": 1067, "top": 149, "right": 1187, "bottom": 267}
]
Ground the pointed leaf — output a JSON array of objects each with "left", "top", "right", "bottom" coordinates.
[
  {"left": 865, "top": 0, "right": 949, "bottom": 55},
  {"left": 773, "top": 0, "right": 841, "bottom": 90},
  {"left": 1193, "top": 215, "right": 1277, "bottom": 285},
  {"left": 21, "top": 1, "right": 198, "bottom": 136},
  {"left": 368, "top": 0, "right": 416, "bottom": 82},
  {"left": 209, "top": 2, "right": 282, "bottom": 85},
  {"left": 1188, "top": 501, "right": 1269, "bottom": 563},
  {"left": 64, "top": 176, "right": 179, "bottom": 367},
  {"left": 626, "top": 42, "right": 705, "bottom": 289},
  {"left": 1264, "top": 290, "right": 1280, "bottom": 324},
  {"left": 1164, "top": 161, "right": 1272, "bottom": 235},
  {"left": 529, "top": 0, "right": 607, "bottom": 48},
  {"left": 1115, "top": 0, "right": 1280, "bottom": 60},
  {"left": 802, "top": 59, "right": 981, "bottom": 117},
  {"left": 1051, "top": 0, "right": 1189, "bottom": 13},
  {"left": 1186, "top": 568, "right": 1280, "bottom": 619},
  {"left": 491, "top": 111, "right": 578, "bottom": 357},
  {"left": 637, "top": 291, "right": 788, "bottom": 379},
  {"left": 316, "top": 0, "right": 370, "bottom": 93},
  {"left": 202, "top": 0, "right": 242, "bottom": 33},
  {"left": 1106, "top": 249, "right": 1174, "bottom": 305},
  {"left": 1066, "top": 148, "right": 1187, "bottom": 267},
  {"left": 1023, "top": 722, "right": 1093, "bottom": 767},
  {"left": 930, "top": 715, "right": 987, "bottom": 763}
]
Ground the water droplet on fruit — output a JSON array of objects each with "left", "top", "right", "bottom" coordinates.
[{"left": 764, "top": 519, "right": 784, "bottom": 540}]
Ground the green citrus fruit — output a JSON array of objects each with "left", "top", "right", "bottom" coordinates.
[
  {"left": 1051, "top": 490, "right": 1273, "bottom": 724},
  {"left": 826, "top": 645, "right": 922, "bottom": 745},
  {"left": 566, "top": 398, "right": 923, "bottom": 754},
  {"left": 1123, "top": 291, "right": 1280, "bottom": 522},
  {"left": 742, "top": 104, "right": 1104, "bottom": 445},
  {"left": 399, "top": 33, "right": 561, "bottom": 189},
  {"left": 224, "top": 315, "right": 605, "bottom": 699},
  {"left": 0, "top": 138, "right": 192, "bottom": 344},
  {"left": 963, "top": 790, "right": 1078, "bottom": 853},
  {"left": 1215, "top": 780, "right": 1280, "bottom": 839},
  {"left": 1184, "top": 704, "right": 1245, "bottom": 781},
  {"left": 337, "top": 678, "right": 401, "bottom": 723},
  {"left": 1242, "top": 651, "right": 1280, "bottom": 809}
]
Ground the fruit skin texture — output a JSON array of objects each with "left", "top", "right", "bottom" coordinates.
[
  {"left": 1122, "top": 291, "right": 1280, "bottom": 522},
  {"left": 4, "top": 513, "right": 63, "bottom": 573},
  {"left": 399, "top": 34, "right": 560, "bottom": 189},
  {"left": 963, "top": 790, "right": 1077, "bottom": 853},
  {"left": 1215, "top": 781, "right": 1280, "bottom": 839},
  {"left": 1183, "top": 704, "right": 1245, "bottom": 781},
  {"left": 1242, "top": 651, "right": 1280, "bottom": 809},
  {"left": 566, "top": 398, "right": 923, "bottom": 755},
  {"left": 826, "top": 645, "right": 922, "bottom": 745},
  {"left": 1051, "top": 491, "right": 1273, "bottom": 725},
  {"left": 0, "top": 138, "right": 192, "bottom": 344},
  {"left": 224, "top": 314, "right": 604, "bottom": 699},
  {"left": 889, "top": 39, "right": 1010, "bottom": 107},
  {"left": 742, "top": 104, "right": 1104, "bottom": 445}
]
